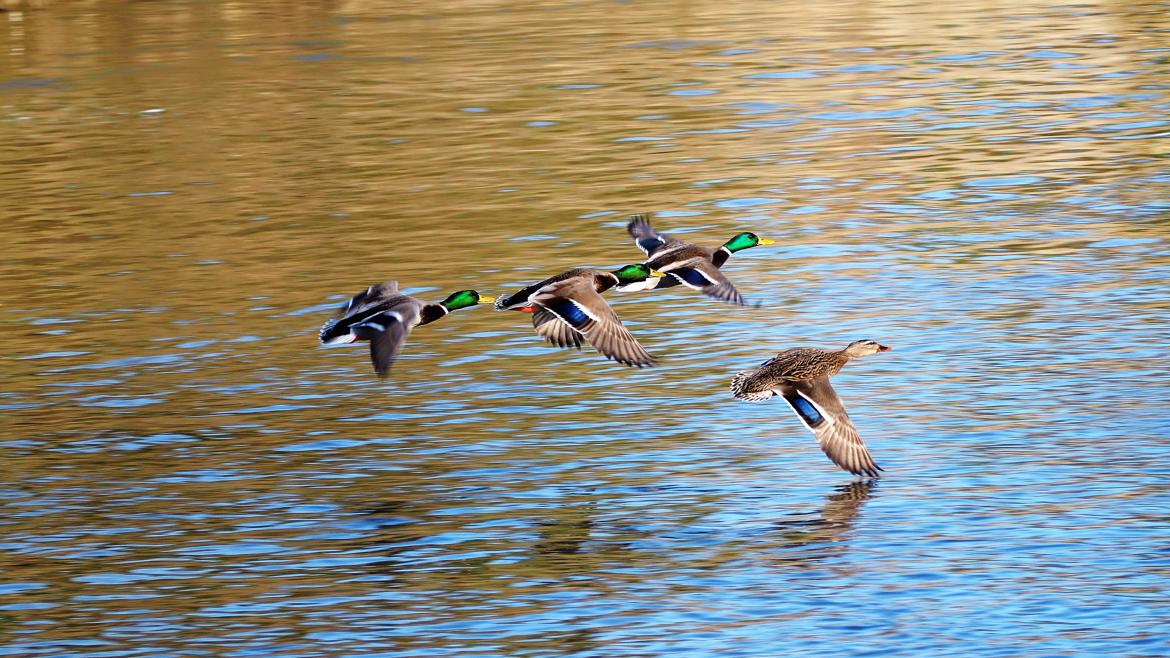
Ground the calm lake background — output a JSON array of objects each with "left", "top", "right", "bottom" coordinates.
[{"left": 2, "top": 0, "right": 1169, "bottom": 655}]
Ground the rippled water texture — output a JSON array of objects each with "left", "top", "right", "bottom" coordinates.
[{"left": 2, "top": 0, "right": 1169, "bottom": 655}]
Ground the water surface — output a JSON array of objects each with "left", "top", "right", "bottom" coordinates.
[{"left": 2, "top": 0, "right": 1169, "bottom": 656}]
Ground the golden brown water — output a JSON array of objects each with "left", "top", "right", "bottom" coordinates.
[{"left": 2, "top": 0, "right": 1169, "bottom": 655}]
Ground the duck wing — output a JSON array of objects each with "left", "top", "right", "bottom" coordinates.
[
  {"left": 779, "top": 377, "right": 881, "bottom": 477},
  {"left": 350, "top": 301, "right": 422, "bottom": 377},
  {"left": 321, "top": 285, "right": 407, "bottom": 342},
  {"left": 532, "top": 278, "right": 655, "bottom": 367},
  {"left": 659, "top": 256, "right": 748, "bottom": 306},
  {"left": 532, "top": 307, "right": 582, "bottom": 349},
  {"left": 495, "top": 268, "right": 591, "bottom": 311},
  {"left": 627, "top": 214, "right": 678, "bottom": 258},
  {"left": 344, "top": 280, "right": 398, "bottom": 314},
  {"left": 321, "top": 281, "right": 404, "bottom": 344}
]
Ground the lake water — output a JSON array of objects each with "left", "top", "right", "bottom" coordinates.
[{"left": 2, "top": 0, "right": 1169, "bottom": 655}]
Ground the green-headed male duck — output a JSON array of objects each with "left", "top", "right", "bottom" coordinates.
[
  {"left": 494, "top": 264, "right": 664, "bottom": 367},
  {"left": 619, "top": 213, "right": 774, "bottom": 305},
  {"left": 319, "top": 281, "right": 493, "bottom": 377}
]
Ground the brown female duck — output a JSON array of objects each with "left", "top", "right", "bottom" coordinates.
[{"left": 731, "top": 339, "right": 891, "bottom": 477}]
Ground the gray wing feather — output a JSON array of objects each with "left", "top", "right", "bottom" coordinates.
[
  {"left": 782, "top": 377, "right": 881, "bottom": 477},
  {"left": 532, "top": 307, "right": 582, "bottom": 349},
  {"left": 352, "top": 302, "right": 421, "bottom": 377},
  {"left": 627, "top": 214, "right": 675, "bottom": 258},
  {"left": 533, "top": 279, "right": 655, "bottom": 367},
  {"left": 660, "top": 257, "right": 748, "bottom": 306}
]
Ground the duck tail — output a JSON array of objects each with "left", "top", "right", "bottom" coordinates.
[
  {"left": 730, "top": 370, "right": 774, "bottom": 402},
  {"left": 319, "top": 318, "right": 356, "bottom": 345},
  {"left": 494, "top": 283, "right": 542, "bottom": 311},
  {"left": 493, "top": 293, "right": 515, "bottom": 310}
]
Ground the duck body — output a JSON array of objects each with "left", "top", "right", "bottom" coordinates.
[
  {"left": 621, "top": 213, "right": 773, "bottom": 305},
  {"left": 495, "top": 264, "right": 661, "bottom": 367},
  {"left": 493, "top": 267, "right": 613, "bottom": 311},
  {"left": 319, "top": 281, "right": 492, "bottom": 377},
  {"left": 730, "top": 339, "right": 890, "bottom": 477}
]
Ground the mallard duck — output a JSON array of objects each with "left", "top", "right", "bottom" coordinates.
[
  {"left": 494, "top": 264, "right": 664, "bottom": 367},
  {"left": 730, "top": 339, "right": 890, "bottom": 477},
  {"left": 620, "top": 213, "right": 774, "bottom": 305},
  {"left": 319, "top": 281, "right": 494, "bottom": 377}
]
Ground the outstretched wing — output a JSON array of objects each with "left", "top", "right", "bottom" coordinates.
[
  {"left": 780, "top": 377, "right": 881, "bottom": 477},
  {"left": 532, "top": 279, "right": 655, "bottom": 367},
  {"left": 532, "top": 307, "right": 582, "bottom": 349},
  {"left": 342, "top": 280, "right": 398, "bottom": 315},
  {"left": 350, "top": 303, "right": 421, "bottom": 377},
  {"left": 627, "top": 214, "right": 677, "bottom": 258},
  {"left": 660, "top": 257, "right": 748, "bottom": 306},
  {"left": 321, "top": 281, "right": 405, "bottom": 344}
]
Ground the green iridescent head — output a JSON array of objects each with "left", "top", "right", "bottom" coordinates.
[
  {"left": 722, "top": 232, "right": 775, "bottom": 253},
  {"left": 610, "top": 264, "right": 665, "bottom": 285},
  {"left": 440, "top": 290, "right": 495, "bottom": 311}
]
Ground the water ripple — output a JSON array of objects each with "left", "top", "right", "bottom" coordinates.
[{"left": 2, "top": 1, "right": 1169, "bottom": 656}]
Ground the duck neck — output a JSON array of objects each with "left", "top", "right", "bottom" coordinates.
[
  {"left": 419, "top": 303, "right": 449, "bottom": 326},
  {"left": 712, "top": 246, "right": 733, "bottom": 268},
  {"left": 829, "top": 350, "right": 852, "bottom": 374},
  {"left": 597, "top": 272, "right": 620, "bottom": 293}
]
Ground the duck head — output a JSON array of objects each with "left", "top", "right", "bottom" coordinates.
[
  {"left": 722, "top": 232, "right": 775, "bottom": 253},
  {"left": 440, "top": 290, "right": 495, "bottom": 311},
  {"left": 843, "top": 339, "right": 891, "bottom": 358},
  {"left": 611, "top": 263, "right": 666, "bottom": 292}
]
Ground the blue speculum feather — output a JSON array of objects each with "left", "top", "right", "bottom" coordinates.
[
  {"left": 786, "top": 395, "right": 824, "bottom": 426},
  {"left": 673, "top": 268, "right": 710, "bottom": 287},
  {"left": 640, "top": 237, "right": 665, "bottom": 252},
  {"left": 544, "top": 298, "right": 590, "bottom": 327}
]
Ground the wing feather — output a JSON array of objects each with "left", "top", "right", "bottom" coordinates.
[
  {"left": 351, "top": 303, "right": 421, "bottom": 377},
  {"left": 660, "top": 257, "right": 748, "bottom": 306},
  {"left": 532, "top": 307, "right": 583, "bottom": 349},
  {"left": 533, "top": 278, "right": 655, "bottom": 367},
  {"left": 780, "top": 378, "right": 881, "bottom": 477},
  {"left": 627, "top": 214, "right": 676, "bottom": 257}
]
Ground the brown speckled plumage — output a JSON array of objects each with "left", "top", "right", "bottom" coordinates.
[
  {"left": 751, "top": 346, "right": 852, "bottom": 382},
  {"left": 730, "top": 339, "right": 890, "bottom": 478}
]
